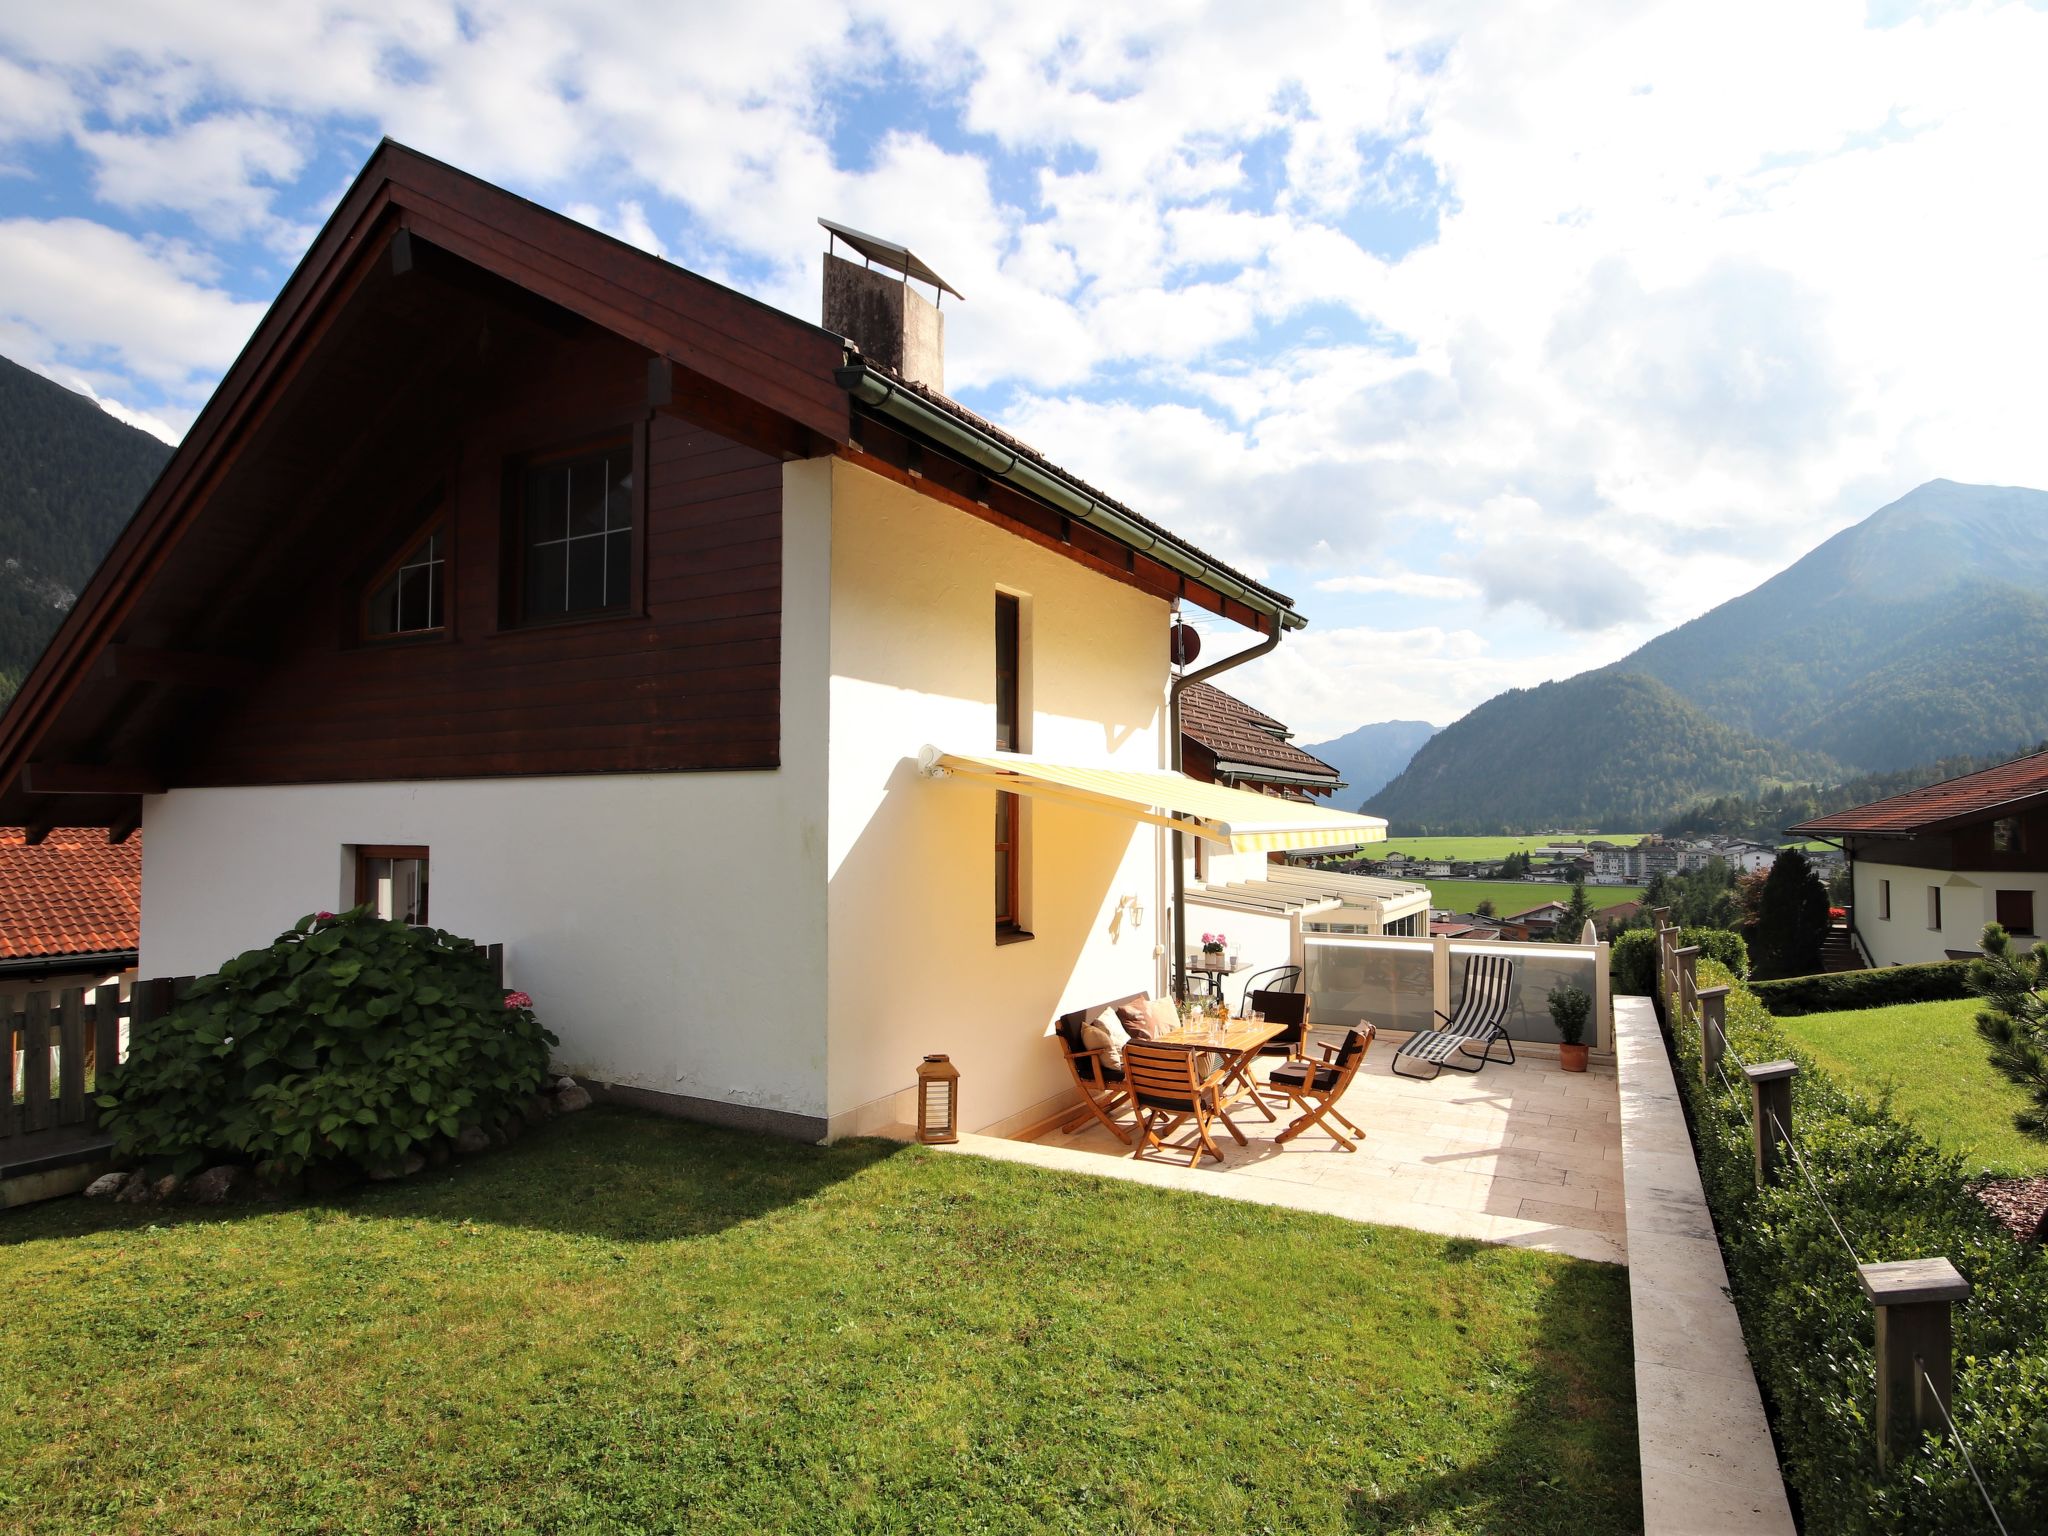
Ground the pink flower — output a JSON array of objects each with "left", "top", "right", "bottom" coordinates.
[
  {"left": 315, "top": 911, "right": 335, "bottom": 921},
  {"left": 504, "top": 991, "right": 533, "bottom": 1010}
]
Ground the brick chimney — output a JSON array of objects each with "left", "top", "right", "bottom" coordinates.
[{"left": 819, "top": 219, "right": 960, "bottom": 393}]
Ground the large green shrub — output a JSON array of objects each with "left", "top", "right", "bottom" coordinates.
[
  {"left": 100, "top": 909, "right": 556, "bottom": 1176},
  {"left": 1672, "top": 959, "right": 2048, "bottom": 1531},
  {"left": 1751, "top": 959, "right": 1973, "bottom": 1017},
  {"left": 1611, "top": 925, "right": 1749, "bottom": 996}
]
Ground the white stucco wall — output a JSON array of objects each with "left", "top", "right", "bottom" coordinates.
[
  {"left": 1855, "top": 859, "right": 2044, "bottom": 966},
  {"left": 823, "top": 458, "right": 1169, "bottom": 1135},
  {"left": 136, "top": 459, "right": 835, "bottom": 1129}
]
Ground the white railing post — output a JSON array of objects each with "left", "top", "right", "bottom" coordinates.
[
  {"left": 1594, "top": 939, "right": 1612, "bottom": 1052},
  {"left": 1431, "top": 935, "right": 1450, "bottom": 1031}
]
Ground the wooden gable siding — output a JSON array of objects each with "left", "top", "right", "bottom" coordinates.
[{"left": 177, "top": 328, "right": 782, "bottom": 787}]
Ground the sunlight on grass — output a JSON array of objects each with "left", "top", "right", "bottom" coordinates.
[
  {"left": 1778, "top": 997, "right": 2048, "bottom": 1177},
  {"left": 1425, "top": 879, "right": 1645, "bottom": 915},
  {"left": 0, "top": 1108, "right": 1638, "bottom": 1534}
]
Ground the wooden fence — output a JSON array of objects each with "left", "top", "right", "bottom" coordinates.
[{"left": 1, "top": 977, "right": 192, "bottom": 1161}]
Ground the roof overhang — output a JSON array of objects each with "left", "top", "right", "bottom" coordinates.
[{"left": 919, "top": 747, "right": 1384, "bottom": 854}]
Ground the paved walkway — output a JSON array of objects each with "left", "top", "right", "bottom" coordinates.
[{"left": 955, "top": 1032, "right": 1626, "bottom": 1265}]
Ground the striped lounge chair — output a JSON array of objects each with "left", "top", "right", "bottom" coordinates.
[{"left": 1390, "top": 953, "right": 1517, "bottom": 1080}]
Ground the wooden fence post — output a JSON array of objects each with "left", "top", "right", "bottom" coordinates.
[
  {"left": 1675, "top": 945, "right": 1700, "bottom": 1024},
  {"left": 1697, "top": 984, "right": 1730, "bottom": 1088},
  {"left": 0, "top": 1005, "right": 15, "bottom": 1141},
  {"left": 1858, "top": 1258, "right": 1970, "bottom": 1470},
  {"left": 1657, "top": 925, "right": 1679, "bottom": 1009},
  {"left": 22, "top": 991, "right": 52, "bottom": 1133},
  {"left": 1745, "top": 1059, "right": 1797, "bottom": 1185},
  {"left": 57, "top": 985, "right": 86, "bottom": 1125},
  {"left": 486, "top": 943, "right": 505, "bottom": 991}
]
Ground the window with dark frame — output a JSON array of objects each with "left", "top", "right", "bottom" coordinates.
[
  {"left": 356, "top": 845, "right": 430, "bottom": 926},
  {"left": 517, "top": 440, "right": 634, "bottom": 624},
  {"left": 995, "top": 593, "right": 1022, "bottom": 934},
  {"left": 364, "top": 527, "right": 446, "bottom": 639},
  {"left": 1997, "top": 889, "right": 2035, "bottom": 935},
  {"left": 1879, "top": 878, "right": 1891, "bottom": 920},
  {"left": 1927, "top": 884, "right": 1942, "bottom": 931}
]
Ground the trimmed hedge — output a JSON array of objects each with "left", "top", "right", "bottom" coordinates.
[
  {"left": 1671, "top": 959, "right": 2048, "bottom": 1532},
  {"left": 1750, "top": 959, "right": 1973, "bottom": 1017},
  {"left": 1611, "top": 925, "right": 1749, "bottom": 996}
]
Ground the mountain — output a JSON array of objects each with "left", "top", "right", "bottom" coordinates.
[
  {"left": 1610, "top": 480, "right": 2048, "bottom": 770},
  {"left": 1363, "top": 672, "right": 1838, "bottom": 835},
  {"left": 0, "top": 356, "right": 171, "bottom": 700},
  {"left": 1663, "top": 742, "right": 2048, "bottom": 841},
  {"left": 1301, "top": 719, "right": 1439, "bottom": 808}
]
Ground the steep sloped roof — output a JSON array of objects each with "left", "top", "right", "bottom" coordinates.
[
  {"left": 1181, "top": 683, "right": 1341, "bottom": 786},
  {"left": 1791, "top": 751, "right": 2048, "bottom": 835}
]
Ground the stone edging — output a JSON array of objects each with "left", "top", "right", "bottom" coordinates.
[{"left": 1613, "top": 995, "right": 1796, "bottom": 1535}]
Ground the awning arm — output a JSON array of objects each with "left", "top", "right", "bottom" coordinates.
[{"left": 917, "top": 746, "right": 1230, "bottom": 844}]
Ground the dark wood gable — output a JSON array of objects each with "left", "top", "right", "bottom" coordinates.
[{"left": 0, "top": 142, "right": 851, "bottom": 835}]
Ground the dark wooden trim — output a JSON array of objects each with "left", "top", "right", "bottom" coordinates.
[
  {"left": 21, "top": 764, "right": 164, "bottom": 796},
  {"left": 354, "top": 495, "right": 450, "bottom": 645},
  {"left": 108, "top": 804, "right": 141, "bottom": 845}
]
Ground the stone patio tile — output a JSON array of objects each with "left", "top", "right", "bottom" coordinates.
[
  {"left": 1519, "top": 1198, "right": 1627, "bottom": 1237},
  {"left": 1564, "top": 1164, "right": 1624, "bottom": 1194},
  {"left": 1487, "top": 1173, "right": 1601, "bottom": 1211}
]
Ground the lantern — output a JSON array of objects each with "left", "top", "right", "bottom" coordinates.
[{"left": 915, "top": 1053, "right": 960, "bottom": 1144}]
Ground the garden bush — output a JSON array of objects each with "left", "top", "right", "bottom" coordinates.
[
  {"left": 100, "top": 908, "right": 556, "bottom": 1176},
  {"left": 1611, "top": 925, "right": 1748, "bottom": 995},
  {"left": 1750, "top": 959, "right": 1972, "bottom": 1017},
  {"left": 1672, "top": 958, "right": 2048, "bottom": 1531}
]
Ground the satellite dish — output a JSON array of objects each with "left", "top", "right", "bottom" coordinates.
[{"left": 1170, "top": 622, "right": 1202, "bottom": 668}]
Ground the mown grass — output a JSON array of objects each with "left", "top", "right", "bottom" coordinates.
[
  {"left": 1, "top": 1108, "right": 1639, "bottom": 1535},
  {"left": 1425, "top": 880, "right": 1646, "bottom": 917},
  {"left": 1363, "top": 835, "right": 1646, "bottom": 863},
  {"left": 1775, "top": 997, "right": 2048, "bottom": 1178}
]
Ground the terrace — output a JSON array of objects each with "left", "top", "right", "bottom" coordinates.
[{"left": 977, "top": 932, "right": 1627, "bottom": 1266}]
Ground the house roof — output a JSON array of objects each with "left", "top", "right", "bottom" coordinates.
[
  {"left": 1790, "top": 750, "right": 2048, "bottom": 837},
  {"left": 0, "top": 139, "right": 1298, "bottom": 832},
  {"left": 0, "top": 828, "right": 139, "bottom": 963},
  {"left": 1179, "top": 683, "right": 1341, "bottom": 788}
]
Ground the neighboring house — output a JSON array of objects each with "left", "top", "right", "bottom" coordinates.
[
  {"left": 0, "top": 827, "right": 139, "bottom": 1009},
  {"left": 0, "top": 142, "right": 1382, "bottom": 1143},
  {"left": 1792, "top": 750, "right": 2048, "bottom": 967},
  {"left": 1595, "top": 900, "right": 1641, "bottom": 939},
  {"left": 1499, "top": 900, "right": 1570, "bottom": 941},
  {"left": 1178, "top": 683, "right": 1342, "bottom": 799}
]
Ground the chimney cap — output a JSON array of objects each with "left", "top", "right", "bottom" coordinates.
[{"left": 819, "top": 217, "right": 963, "bottom": 301}]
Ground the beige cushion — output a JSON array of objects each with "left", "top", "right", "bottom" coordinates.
[
  {"left": 1144, "top": 996, "right": 1180, "bottom": 1037},
  {"left": 1079, "top": 1008, "right": 1131, "bottom": 1071}
]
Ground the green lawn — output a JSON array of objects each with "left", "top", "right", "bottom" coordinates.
[
  {"left": 1367, "top": 834, "right": 1646, "bottom": 862},
  {"left": 1, "top": 1109, "right": 1639, "bottom": 1535},
  {"left": 1777, "top": 997, "right": 2048, "bottom": 1178},
  {"left": 1427, "top": 880, "right": 1647, "bottom": 917}
]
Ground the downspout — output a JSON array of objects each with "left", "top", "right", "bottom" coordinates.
[{"left": 1171, "top": 624, "right": 1283, "bottom": 1002}]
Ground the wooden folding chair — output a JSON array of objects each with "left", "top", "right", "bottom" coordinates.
[
  {"left": 1053, "top": 1016, "right": 1132, "bottom": 1143},
  {"left": 1122, "top": 1040, "right": 1247, "bottom": 1167},
  {"left": 1269, "top": 1025, "right": 1376, "bottom": 1152}
]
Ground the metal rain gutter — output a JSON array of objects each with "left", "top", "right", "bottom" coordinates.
[{"left": 837, "top": 360, "right": 1306, "bottom": 633}]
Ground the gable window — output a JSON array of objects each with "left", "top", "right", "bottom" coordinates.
[
  {"left": 1997, "top": 889, "right": 2035, "bottom": 935},
  {"left": 1878, "top": 878, "right": 1891, "bottom": 921},
  {"left": 1926, "top": 884, "right": 1942, "bottom": 932},
  {"left": 357, "top": 845, "right": 429, "bottom": 926},
  {"left": 1993, "top": 816, "right": 2024, "bottom": 853},
  {"left": 995, "top": 592, "right": 1026, "bottom": 938},
  {"left": 365, "top": 527, "right": 446, "bottom": 638},
  {"left": 517, "top": 440, "right": 634, "bottom": 623}
]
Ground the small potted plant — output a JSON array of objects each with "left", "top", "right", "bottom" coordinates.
[
  {"left": 1200, "top": 931, "right": 1227, "bottom": 967},
  {"left": 1548, "top": 983, "right": 1592, "bottom": 1072}
]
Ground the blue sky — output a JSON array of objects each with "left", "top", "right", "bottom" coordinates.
[{"left": 3, "top": 1, "right": 2046, "bottom": 738}]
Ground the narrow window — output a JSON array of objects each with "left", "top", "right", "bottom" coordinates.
[
  {"left": 1993, "top": 816, "right": 2024, "bottom": 853},
  {"left": 517, "top": 440, "right": 634, "bottom": 623},
  {"left": 995, "top": 593, "right": 1022, "bottom": 935},
  {"left": 365, "top": 527, "right": 446, "bottom": 639},
  {"left": 357, "top": 845, "right": 430, "bottom": 925},
  {"left": 1878, "top": 878, "right": 1891, "bottom": 921},
  {"left": 1997, "top": 889, "right": 2035, "bottom": 935},
  {"left": 1927, "top": 885, "right": 1942, "bottom": 931}
]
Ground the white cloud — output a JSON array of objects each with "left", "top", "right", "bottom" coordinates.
[{"left": 1314, "top": 571, "right": 1479, "bottom": 600}]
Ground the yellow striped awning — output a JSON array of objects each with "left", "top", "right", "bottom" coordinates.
[{"left": 918, "top": 746, "right": 1388, "bottom": 854}]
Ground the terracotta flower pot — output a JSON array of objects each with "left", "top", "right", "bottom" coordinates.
[{"left": 1558, "top": 1042, "right": 1589, "bottom": 1073}]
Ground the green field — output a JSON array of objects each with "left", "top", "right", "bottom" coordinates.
[
  {"left": 1427, "top": 879, "right": 1647, "bottom": 917},
  {"left": 0, "top": 1108, "right": 1640, "bottom": 1534},
  {"left": 1368, "top": 833, "right": 1647, "bottom": 862},
  {"left": 1776, "top": 997, "right": 2048, "bottom": 1177}
]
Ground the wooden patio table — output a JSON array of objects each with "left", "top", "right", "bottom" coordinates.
[{"left": 1150, "top": 1018, "right": 1285, "bottom": 1124}]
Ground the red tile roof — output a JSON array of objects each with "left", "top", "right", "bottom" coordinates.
[
  {"left": 1791, "top": 751, "right": 2048, "bottom": 836},
  {"left": 0, "top": 828, "right": 140, "bottom": 962},
  {"left": 1180, "top": 683, "right": 1341, "bottom": 787}
]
